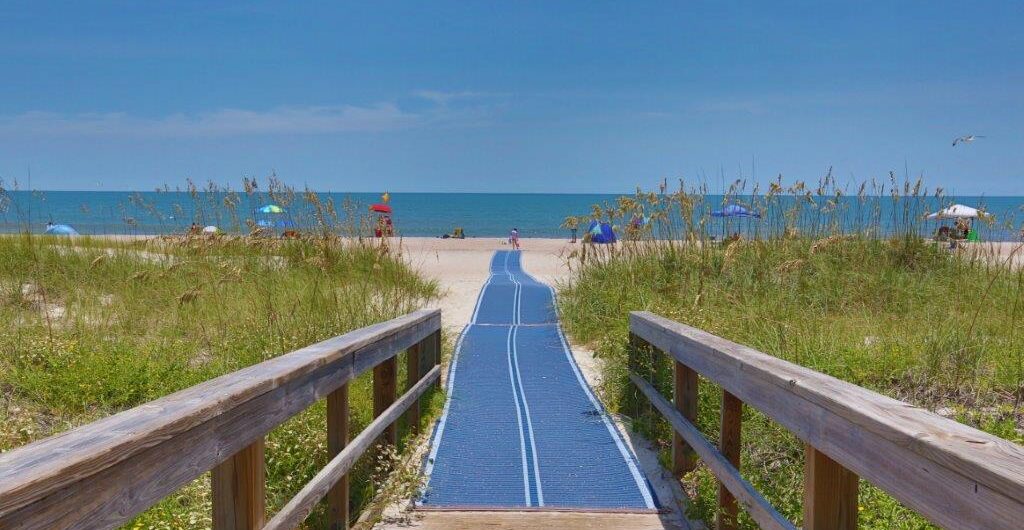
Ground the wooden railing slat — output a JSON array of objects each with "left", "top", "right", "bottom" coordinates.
[
  {"left": 264, "top": 365, "right": 441, "bottom": 530},
  {"left": 406, "top": 342, "right": 422, "bottom": 434},
  {"left": 673, "top": 361, "right": 698, "bottom": 476},
  {"left": 374, "top": 356, "right": 398, "bottom": 447},
  {"left": 212, "top": 439, "right": 266, "bottom": 530},
  {"left": 326, "top": 384, "right": 349, "bottom": 530},
  {"left": 629, "top": 373, "right": 797, "bottom": 530},
  {"left": 803, "top": 445, "right": 858, "bottom": 530},
  {"left": 716, "top": 391, "right": 742, "bottom": 530},
  {"left": 429, "top": 329, "right": 442, "bottom": 376}
]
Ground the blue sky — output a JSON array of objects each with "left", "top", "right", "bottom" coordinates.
[{"left": 0, "top": 1, "right": 1021, "bottom": 194}]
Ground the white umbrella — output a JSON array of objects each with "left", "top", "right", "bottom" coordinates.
[
  {"left": 202, "top": 225, "right": 220, "bottom": 234},
  {"left": 926, "top": 204, "right": 986, "bottom": 220}
]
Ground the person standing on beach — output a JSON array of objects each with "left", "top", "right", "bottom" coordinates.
[{"left": 509, "top": 227, "right": 521, "bottom": 250}]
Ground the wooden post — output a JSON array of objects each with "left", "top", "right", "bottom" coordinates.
[
  {"left": 717, "top": 391, "right": 742, "bottom": 530},
  {"left": 627, "top": 332, "right": 644, "bottom": 419},
  {"left": 326, "top": 384, "right": 349, "bottom": 530},
  {"left": 673, "top": 361, "right": 698, "bottom": 476},
  {"left": 373, "top": 356, "right": 398, "bottom": 446},
  {"left": 212, "top": 439, "right": 266, "bottom": 530},
  {"left": 429, "top": 329, "right": 442, "bottom": 387},
  {"left": 406, "top": 342, "right": 422, "bottom": 434},
  {"left": 804, "top": 445, "right": 859, "bottom": 530}
]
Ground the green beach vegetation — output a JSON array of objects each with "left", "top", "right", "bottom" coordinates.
[
  {"left": 0, "top": 226, "right": 439, "bottom": 528},
  {"left": 557, "top": 176, "right": 1024, "bottom": 529}
]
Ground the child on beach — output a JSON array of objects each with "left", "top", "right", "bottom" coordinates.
[{"left": 509, "top": 227, "right": 520, "bottom": 250}]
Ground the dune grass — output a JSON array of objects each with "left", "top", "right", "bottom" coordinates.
[
  {"left": 0, "top": 233, "right": 440, "bottom": 529},
  {"left": 557, "top": 179, "right": 1024, "bottom": 529}
]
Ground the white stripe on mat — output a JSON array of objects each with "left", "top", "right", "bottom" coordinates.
[
  {"left": 506, "top": 324, "right": 533, "bottom": 506},
  {"left": 510, "top": 305, "right": 545, "bottom": 506}
]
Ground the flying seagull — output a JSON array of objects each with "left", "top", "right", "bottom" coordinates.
[{"left": 952, "top": 134, "right": 985, "bottom": 147}]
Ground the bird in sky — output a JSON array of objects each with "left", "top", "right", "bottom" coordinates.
[{"left": 952, "top": 135, "right": 985, "bottom": 146}]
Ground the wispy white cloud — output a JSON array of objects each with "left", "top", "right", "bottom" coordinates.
[
  {"left": 0, "top": 103, "right": 421, "bottom": 137},
  {"left": 693, "top": 98, "right": 771, "bottom": 115},
  {"left": 411, "top": 90, "right": 508, "bottom": 106},
  {"left": 0, "top": 91, "right": 508, "bottom": 138}
]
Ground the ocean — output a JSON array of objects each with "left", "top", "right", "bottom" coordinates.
[{"left": 1, "top": 191, "right": 1022, "bottom": 241}]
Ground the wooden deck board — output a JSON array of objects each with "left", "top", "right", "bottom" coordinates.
[{"left": 375, "top": 511, "right": 693, "bottom": 530}]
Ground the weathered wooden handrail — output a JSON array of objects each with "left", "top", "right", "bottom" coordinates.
[
  {"left": 0, "top": 308, "right": 442, "bottom": 530},
  {"left": 629, "top": 311, "right": 1024, "bottom": 530}
]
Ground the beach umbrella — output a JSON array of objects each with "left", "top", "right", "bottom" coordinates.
[
  {"left": 44, "top": 224, "right": 79, "bottom": 236},
  {"left": 258, "top": 204, "right": 285, "bottom": 214},
  {"left": 370, "top": 203, "right": 392, "bottom": 214},
  {"left": 586, "top": 220, "right": 617, "bottom": 244},
  {"left": 926, "top": 204, "right": 986, "bottom": 220},
  {"left": 257, "top": 219, "right": 274, "bottom": 228},
  {"left": 202, "top": 225, "right": 220, "bottom": 234},
  {"left": 711, "top": 204, "right": 761, "bottom": 218}
]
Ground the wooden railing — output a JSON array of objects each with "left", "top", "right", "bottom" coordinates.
[
  {"left": 629, "top": 311, "right": 1024, "bottom": 530},
  {"left": 0, "top": 309, "right": 442, "bottom": 530}
]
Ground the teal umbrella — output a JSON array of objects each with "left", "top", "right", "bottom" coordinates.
[{"left": 258, "top": 204, "right": 285, "bottom": 214}]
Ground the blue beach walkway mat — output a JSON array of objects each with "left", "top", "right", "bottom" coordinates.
[
  {"left": 420, "top": 250, "right": 655, "bottom": 511},
  {"left": 586, "top": 220, "right": 617, "bottom": 244}
]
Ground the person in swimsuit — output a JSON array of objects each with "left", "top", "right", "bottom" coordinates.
[{"left": 509, "top": 227, "right": 520, "bottom": 250}]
